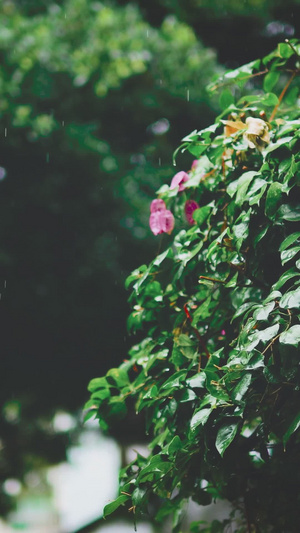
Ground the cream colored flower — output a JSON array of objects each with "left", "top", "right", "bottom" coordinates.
[{"left": 244, "top": 117, "right": 270, "bottom": 151}]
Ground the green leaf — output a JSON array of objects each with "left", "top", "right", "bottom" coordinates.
[
  {"left": 167, "top": 435, "right": 182, "bottom": 454},
  {"left": 216, "top": 421, "right": 239, "bottom": 456},
  {"left": 160, "top": 370, "right": 187, "bottom": 390},
  {"left": 91, "top": 388, "right": 111, "bottom": 400},
  {"left": 279, "top": 232, "right": 300, "bottom": 252},
  {"left": 279, "top": 325, "right": 300, "bottom": 347},
  {"left": 231, "top": 374, "right": 252, "bottom": 402},
  {"left": 187, "top": 372, "right": 206, "bottom": 389},
  {"left": 108, "top": 397, "right": 128, "bottom": 418},
  {"left": 106, "top": 368, "right": 129, "bottom": 387},
  {"left": 281, "top": 246, "right": 300, "bottom": 265},
  {"left": 132, "top": 487, "right": 147, "bottom": 507},
  {"left": 277, "top": 204, "right": 300, "bottom": 222},
  {"left": 190, "top": 407, "right": 213, "bottom": 432},
  {"left": 219, "top": 88, "right": 234, "bottom": 110},
  {"left": 265, "top": 182, "right": 284, "bottom": 219},
  {"left": 263, "top": 71, "right": 280, "bottom": 92},
  {"left": 88, "top": 377, "right": 109, "bottom": 392},
  {"left": 253, "top": 301, "right": 275, "bottom": 321},
  {"left": 283, "top": 413, "right": 300, "bottom": 448},
  {"left": 153, "top": 247, "right": 173, "bottom": 266},
  {"left": 253, "top": 323, "right": 280, "bottom": 344},
  {"left": 280, "top": 287, "right": 300, "bottom": 309},
  {"left": 103, "top": 494, "right": 130, "bottom": 518},
  {"left": 278, "top": 42, "right": 294, "bottom": 58},
  {"left": 227, "top": 171, "right": 257, "bottom": 205},
  {"left": 138, "top": 455, "right": 172, "bottom": 482},
  {"left": 193, "top": 204, "right": 213, "bottom": 225},
  {"left": 272, "top": 268, "right": 300, "bottom": 290}
]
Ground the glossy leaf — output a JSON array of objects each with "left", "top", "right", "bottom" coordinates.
[{"left": 216, "top": 421, "right": 239, "bottom": 456}]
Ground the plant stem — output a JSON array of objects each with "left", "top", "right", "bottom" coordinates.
[{"left": 269, "top": 71, "right": 297, "bottom": 121}]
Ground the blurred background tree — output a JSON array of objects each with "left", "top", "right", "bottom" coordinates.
[{"left": 0, "top": 0, "right": 299, "bottom": 519}]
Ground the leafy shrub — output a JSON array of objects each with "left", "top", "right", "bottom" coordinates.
[{"left": 86, "top": 40, "right": 300, "bottom": 532}]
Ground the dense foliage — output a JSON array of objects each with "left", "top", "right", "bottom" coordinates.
[{"left": 87, "top": 41, "right": 300, "bottom": 532}]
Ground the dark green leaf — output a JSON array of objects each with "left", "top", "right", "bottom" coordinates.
[
  {"left": 167, "top": 435, "right": 182, "bottom": 454},
  {"left": 231, "top": 374, "right": 252, "bottom": 402},
  {"left": 216, "top": 421, "right": 239, "bottom": 456},
  {"left": 160, "top": 370, "right": 187, "bottom": 390},
  {"left": 265, "top": 182, "right": 284, "bottom": 219},
  {"left": 190, "top": 407, "right": 213, "bottom": 432},
  {"left": 283, "top": 413, "right": 300, "bottom": 448}
]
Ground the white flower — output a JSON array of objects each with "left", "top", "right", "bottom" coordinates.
[{"left": 244, "top": 117, "right": 270, "bottom": 151}]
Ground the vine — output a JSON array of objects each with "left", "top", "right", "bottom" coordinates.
[{"left": 85, "top": 41, "right": 300, "bottom": 532}]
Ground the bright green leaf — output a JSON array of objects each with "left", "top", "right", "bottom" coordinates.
[
  {"left": 279, "top": 325, "right": 300, "bottom": 346},
  {"left": 103, "top": 494, "right": 130, "bottom": 518}
]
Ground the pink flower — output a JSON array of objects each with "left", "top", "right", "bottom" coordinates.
[
  {"left": 185, "top": 200, "right": 199, "bottom": 225},
  {"left": 170, "top": 171, "right": 189, "bottom": 192},
  {"left": 221, "top": 330, "right": 226, "bottom": 336},
  {"left": 191, "top": 160, "right": 199, "bottom": 171},
  {"left": 149, "top": 199, "right": 175, "bottom": 236},
  {"left": 150, "top": 198, "right": 166, "bottom": 213}
]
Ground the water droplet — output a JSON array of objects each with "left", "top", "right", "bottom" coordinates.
[
  {"left": 46, "top": 153, "right": 50, "bottom": 163},
  {"left": 4, "top": 128, "right": 7, "bottom": 137},
  {"left": 158, "top": 157, "right": 161, "bottom": 166},
  {"left": 187, "top": 89, "right": 190, "bottom": 102}
]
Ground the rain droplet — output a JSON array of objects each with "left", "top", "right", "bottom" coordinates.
[
  {"left": 46, "top": 153, "right": 50, "bottom": 163},
  {"left": 158, "top": 157, "right": 161, "bottom": 166},
  {"left": 187, "top": 89, "right": 190, "bottom": 102},
  {"left": 4, "top": 128, "right": 7, "bottom": 137}
]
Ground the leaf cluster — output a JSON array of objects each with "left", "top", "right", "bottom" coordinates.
[{"left": 88, "top": 41, "right": 300, "bottom": 532}]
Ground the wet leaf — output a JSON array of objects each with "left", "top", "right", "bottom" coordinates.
[{"left": 216, "top": 421, "right": 239, "bottom": 456}]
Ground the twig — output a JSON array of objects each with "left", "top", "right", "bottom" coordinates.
[{"left": 269, "top": 70, "right": 297, "bottom": 122}]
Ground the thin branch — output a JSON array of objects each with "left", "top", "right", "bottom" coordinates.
[{"left": 269, "top": 70, "right": 297, "bottom": 121}]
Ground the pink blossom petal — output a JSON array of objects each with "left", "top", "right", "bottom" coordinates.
[
  {"left": 221, "top": 330, "right": 226, "bottom": 336},
  {"left": 149, "top": 209, "right": 174, "bottom": 235},
  {"left": 170, "top": 171, "right": 189, "bottom": 192},
  {"left": 162, "top": 209, "right": 175, "bottom": 234},
  {"left": 191, "top": 160, "right": 199, "bottom": 171},
  {"left": 185, "top": 200, "right": 199, "bottom": 225},
  {"left": 150, "top": 198, "right": 166, "bottom": 213}
]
